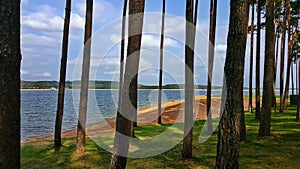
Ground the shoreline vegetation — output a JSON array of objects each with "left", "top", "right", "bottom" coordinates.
[{"left": 21, "top": 80, "right": 224, "bottom": 90}]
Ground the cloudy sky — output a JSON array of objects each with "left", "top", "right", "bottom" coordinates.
[{"left": 21, "top": 0, "right": 277, "bottom": 87}]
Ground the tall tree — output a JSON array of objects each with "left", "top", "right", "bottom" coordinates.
[
  {"left": 215, "top": 0, "right": 249, "bottom": 168},
  {"left": 54, "top": 0, "right": 72, "bottom": 150},
  {"left": 182, "top": 0, "right": 198, "bottom": 159},
  {"left": 283, "top": 0, "right": 292, "bottom": 109},
  {"left": 206, "top": 0, "right": 218, "bottom": 133},
  {"left": 76, "top": 0, "right": 93, "bottom": 154},
  {"left": 256, "top": 0, "right": 262, "bottom": 119},
  {"left": 158, "top": 0, "right": 166, "bottom": 124},
  {"left": 249, "top": 0, "right": 255, "bottom": 114},
  {"left": 279, "top": 0, "right": 287, "bottom": 113},
  {"left": 258, "top": 0, "right": 275, "bottom": 137},
  {"left": 110, "top": 0, "right": 145, "bottom": 168},
  {"left": 117, "top": 0, "right": 128, "bottom": 130},
  {"left": 0, "top": 0, "right": 21, "bottom": 168}
]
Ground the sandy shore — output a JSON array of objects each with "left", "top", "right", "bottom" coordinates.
[{"left": 24, "top": 96, "right": 255, "bottom": 143}]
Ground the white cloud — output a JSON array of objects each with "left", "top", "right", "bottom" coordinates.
[
  {"left": 34, "top": 72, "right": 52, "bottom": 78},
  {"left": 142, "top": 35, "right": 179, "bottom": 48},
  {"left": 22, "top": 5, "right": 63, "bottom": 32},
  {"left": 21, "top": 70, "right": 29, "bottom": 75},
  {"left": 70, "top": 12, "right": 85, "bottom": 30},
  {"left": 22, "top": 33, "right": 57, "bottom": 47},
  {"left": 216, "top": 44, "right": 227, "bottom": 53},
  {"left": 22, "top": 4, "right": 84, "bottom": 32}
]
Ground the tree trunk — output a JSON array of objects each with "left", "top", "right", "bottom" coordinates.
[
  {"left": 258, "top": 0, "right": 275, "bottom": 137},
  {"left": 0, "top": 0, "right": 21, "bottom": 168},
  {"left": 76, "top": 0, "right": 93, "bottom": 154},
  {"left": 182, "top": 0, "right": 198, "bottom": 159},
  {"left": 283, "top": 0, "right": 292, "bottom": 109},
  {"left": 215, "top": 1, "right": 249, "bottom": 168},
  {"left": 279, "top": 1, "right": 287, "bottom": 113},
  {"left": 206, "top": 0, "right": 218, "bottom": 133},
  {"left": 158, "top": 0, "right": 166, "bottom": 125},
  {"left": 117, "top": 0, "right": 128, "bottom": 133},
  {"left": 54, "top": 0, "right": 71, "bottom": 150},
  {"left": 249, "top": 0, "right": 255, "bottom": 114},
  {"left": 273, "top": 27, "right": 280, "bottom": 110},
  {"left": 256, "top": 0, "right": 262, "bottom": 120},
  {"left": 110, "top": 0, "right": 145, "bottom": 168}
]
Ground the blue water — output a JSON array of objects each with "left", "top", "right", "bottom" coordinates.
[
  {"left": 21, "top": 89, "right": 287, "bottom": 141},
  {"left": 21, "top": 89, "right": 198, "bottom": 141}
]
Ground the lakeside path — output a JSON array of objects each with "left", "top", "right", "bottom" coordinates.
[{"left": 24, "top": 96, "right": 255, "bottom": 143}]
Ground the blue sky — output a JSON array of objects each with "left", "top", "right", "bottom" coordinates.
[{"left": 21, "top": 0, "right": 282, "bottom": 87}]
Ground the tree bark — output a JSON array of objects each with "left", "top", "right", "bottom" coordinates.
[
  {"left": 54, "top": 0, "right": 71, "bottom": 150},
  {"left": 249, "top": 0, "right": 255, "bottom": 114},
  {"left": 182, "top": 0, "right": 198, "bottom": 159},
  {"left": 258, "top": 0, "right": 275, "bottom": 137},
  {"left": 256, "top": 0, "right": 262, "bottom": 120},
  {"left": 283, "top": 0, "right": 292, "bottom": 109},
  {"left": 158, "top": 0, "right": 166, "bottom": 125},
  {"left": 76, "top": 0, "right": 93, "bottom": 154},
  {"left": 279, "top": 0, "right": 287, "bottom": 113},
  {"left": 0, "top": 1, "right": 21, "bottom": 168},
  {"left": 207, "top": 0, "right": 218, "bottom": 133},
  {"left": 110, "top": 0, "right": 145, "bottom": 168},
  {"left": 117, "top": 0, "right": 128, "bottom": 134},
  {"left": 215, "top": 0, "right": 249, "bottom": 168}
]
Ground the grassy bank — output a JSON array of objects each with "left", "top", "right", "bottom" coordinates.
[{"left": 21, "top": 106, "right": 300, "bottom": 169}]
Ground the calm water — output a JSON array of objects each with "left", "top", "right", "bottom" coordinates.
[
  {"left": 21, "top": 89, "right": 285, "bottom": 141},
  {"left": 21, "top": 89, "right": 206, "bottom": 141}
]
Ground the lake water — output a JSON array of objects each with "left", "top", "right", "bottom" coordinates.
[{"left": 21, "top": 89, "right": 286, "bottom": 142}]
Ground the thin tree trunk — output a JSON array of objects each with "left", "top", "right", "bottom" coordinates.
[
  {"left": 256, "top": 0, "right": 262, "bottom": 120},
  {"left": 76, "top": 0, "right": 93, "bottom": 154},
  {"left": 215, "top": 0, "right": 249, "bottom": 168},
  {"left": 283, "top": 0, "right": 291, "bottom": 109},
  {"left": 258, "top": 0, "right": 275, "bottom": 137},
  {"left": 158, "top": 0, "right": 166, "bottom": 125},
  {"left": 110, "top": 1, "right": 145, "bottom": 168},
  {"left": 274, "top": 30, "right": 280, "bottom": 91},
  {"left": 0, "top": 0, "right": 21, "bottom": 168},
  {"left": 54, "top": 0, "right": 71, "bottom": 150},
  {"left": 117, "top": 0, "right": 128, "bottom": 118},
  {"left": 206, "top": 0, "right": 217, "bottom": 133},
  {"left": 182, "top": 0, "right": 198, "bottom": 159},
  {"left": 279, "top": 1, "right": 287, "bottom": 113},
  {"left": 296, "top": 60, "right": 300, "bottom": 122},
  {"left": 249, "top": 0, "right": 255, "bottom": 114}
]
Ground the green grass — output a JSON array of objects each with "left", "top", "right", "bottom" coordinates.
[{"left": 21, "top": 106, "right": 300, "bottom": 169}]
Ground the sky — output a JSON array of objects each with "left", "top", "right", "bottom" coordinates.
[{"left": 20, "top": 0, "right": 289, "bottom": 87}]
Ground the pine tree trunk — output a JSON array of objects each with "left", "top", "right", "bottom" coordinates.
[
  {"left": 249, "top": 0, "right": 255, "bottom": 114},
  {"left": 215, "top": 1, "right": 249, "bottom": 168},
  {"left": 117, "top": 0, "right": 128, "bottom": 134},
  {"left": 206, "top": 0, "right": 217, "bottom": 133},
  {"left": 76, "top": 0, "right": 93, "bottom": 154},
  {"left": 0, "top": 1, "right": 21, "bottom": 168},
  {"left": 283, "top": 0, "right": 291, "bottom": 109},
  {"left": 279, "top": 1, "right": 287, "bottom": 113},
  {"left": 54, "top": 0, "right": 71, "bottom": 150},
  {"left": 258, "top": 0, "right": 275, "bottom": 137},
  {"left": 182, "top": 0, "right": 198, "bottom": 159},
  {"left": 110, "top": 0, "right": 145, "bottom": 168},
  {"left": 255, "top": 0, "right": 262, "bottom": 120},
  {"left": 158, "top": 0, "right": 166, "bottom": 125}
]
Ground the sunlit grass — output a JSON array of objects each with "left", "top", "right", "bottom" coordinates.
[{"left": 21, "top": 105, "right": 300, "bottom": 168}]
